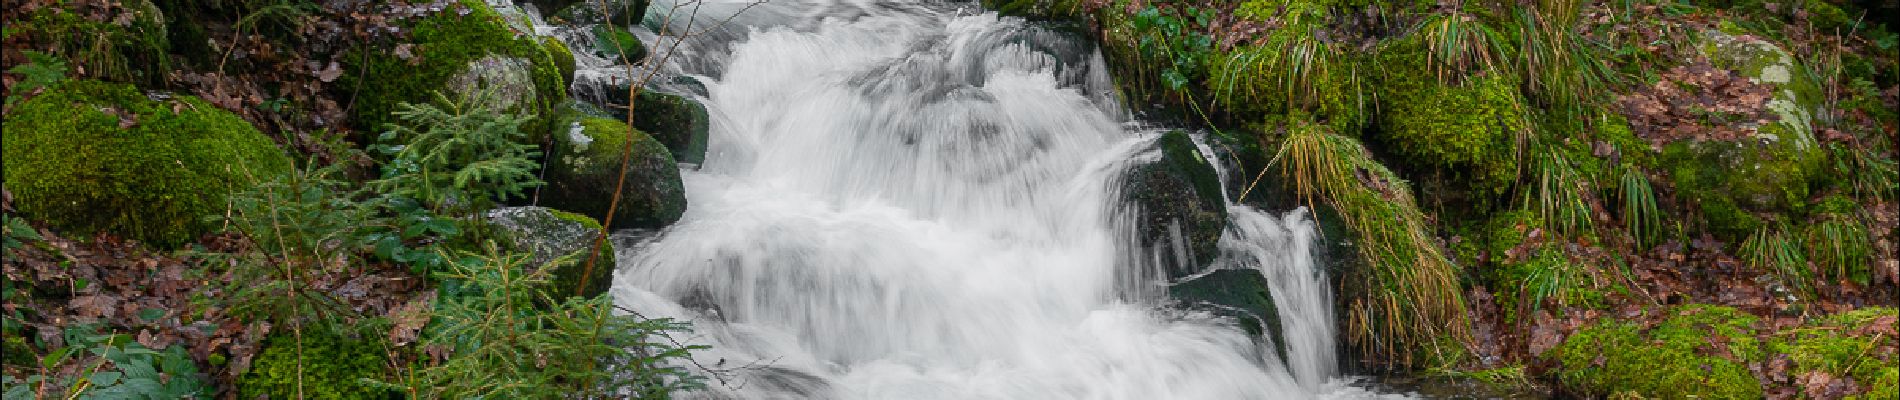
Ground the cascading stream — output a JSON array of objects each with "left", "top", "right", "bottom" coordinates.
[{"left": 591, "top": 1, "right": 1403, "bottom": 398}]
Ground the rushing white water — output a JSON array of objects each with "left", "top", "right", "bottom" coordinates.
[{"left": 590, "top": 1, "right": 1406, "bottom": 398}]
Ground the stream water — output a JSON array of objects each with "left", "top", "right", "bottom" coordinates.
[{"left": 537, "top": 0, "right": 1413, "bottom": 397}]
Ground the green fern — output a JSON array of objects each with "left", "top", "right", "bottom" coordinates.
[{"left": 3, "top": 51, "right": 66, "bottom": 106}]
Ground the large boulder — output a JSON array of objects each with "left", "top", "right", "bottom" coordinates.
[
  {"left": 1661, "top": 29, "right": 1826, "bottom": 238},
  {"left": 343, "top": 0, "right": 566, "bottom": 135},
  {"left": 600, "top": 87, "right": 711, "bottom": 164},
  {"left": 484, "top": 206, "right": 617, "bottom": 299},
  {"left": 1168, "top": 268, "right": 1287, "bottom": 363},
  {"left": 1124, "top": 131, "right": 1227, "bottom": 280},
  {"left": 539, "top": 115, "right": 687, "bottom": 229},
  {"left": 1, "top": 80, "right": 292, "bottom": 247}
]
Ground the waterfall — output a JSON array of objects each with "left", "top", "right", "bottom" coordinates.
[{"left": 538, "top": 0, "right": 1412, "bottom": 397}]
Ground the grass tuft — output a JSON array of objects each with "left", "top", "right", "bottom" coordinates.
[{"left": 1271, "top": 115, "right": 1471, "bottom": 367}]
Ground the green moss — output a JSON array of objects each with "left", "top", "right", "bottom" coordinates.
[
  {"left": 11, "top": 0, "right": 169, "bottom": 84},
  {"left": 1551, "top": 304, "right": 1765, "bottom": 399},
  {"left": 344, "top": 0, "right": 566, "bottom": 136},
  {"left": 540, "top": 117, "right": 687, "bottom": 229},
  {"left": 544, "top": 36, "right": 576, "bottom": 88},
  {"left": 1374, "top": 39, "right": 1528, "bottom": 199},
  {"left": 1661, "top": 138, "right": 1809, "bottom": 240},
  {"left": 1, "top": 80, "right": 292, "bottom": 247},
  {"left": 1771, "top": 307, "right": 1899, "bottom": 400},
  {"left": 238, "top": 328, "right": 394, "bottom": 400}
]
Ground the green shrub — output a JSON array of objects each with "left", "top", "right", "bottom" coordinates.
[
  {"left": 397, "top": 242, "right": 706, "bottom": 399},
  {"left": 1, "top": 80, "right": 291, "bottom": 247}
]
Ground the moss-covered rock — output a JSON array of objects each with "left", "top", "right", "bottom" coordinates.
[
  {"left": 238, "top": 328, "right": 394, "bottom": 400},
  {"left": 598, "top": 86, "right": 710, "bottom": 164},
  {"left": 1124, "top": 130, "right": 1227, "bottom": 280},
  {"left": 1550, "top": 304, "right": 1766, "bottom": 399},
  {"left": 10, "top": 0, "right": 169, "bottom": 84},
  {"left": 343, "top": 0, "right": 567, "bottom": 136},
  {"left": 1168, "top": 268, "right": 1286, "bottom": 363},
  {"left": 484, "top": 206, "right": 616, "bottom": 299},
  {"left": 1373, "top": 40, "right": 1528, "bottom": 200},
  {"left": 1656, "top": 29, "right": 1828, "bottom": 240},
  {"left": 540, "top": 116, "right": 687, "bottom": 229},
  {"left": 1, "top": 80, "right": 292, "bottom": 247},
  {"left": 590, "top": 24, "right": 649, "bottom": 63}
]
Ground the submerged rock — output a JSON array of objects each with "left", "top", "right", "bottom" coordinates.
[
  {"left": 1, "top": 80, "right": 291, "bottom": 247},
  {"left": 538, "top": 115, "right": 687, "bottom": 229},
  {"left": 485, "top": 206, "right": 617, "bottom": 299},
  {"left": 1168, "top": 268, "right": 1287, "bottom": 364},
  {"left": 1124, "top": 130, "right": 1227, "bottom": 280}
]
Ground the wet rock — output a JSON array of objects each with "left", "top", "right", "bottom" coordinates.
[
  {"left": 600, "top": 86, "right": 711, "bottom": 164},
  {"left": 1124, "top": 130, "right": 1227, "bottom": 280},
  {"left": 446, "top": 55, "right": 540, "bottom": 113},
  {"left": 539, "top": 115, "right": 687, "bottom": 229},
  {"left": 485, "top": 206, "right": 617, "bottom": 299},
  {"left": 1169, "top": 268, "right": 1287, "bottom": 364}
]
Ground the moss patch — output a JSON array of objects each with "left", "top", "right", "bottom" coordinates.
[
  {"left": 1550, "top": 304, "right": 1766, "bottom": 399},
  {"left": 238, "top": 328, "right": 394, "bottom": 400},
  {"left": 1, "top": 80, "right": 292, "bottom": 247},
  {"left": 1773, "top": 307, "right": 1899, "bottom": 399},
  {"left": 1374, "top": 38, "right": 1528, "bottom": 200},
  {"left": 544, "top": 36, "right": 576, "bottom": 88}
]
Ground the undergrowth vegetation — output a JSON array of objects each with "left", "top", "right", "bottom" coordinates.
[{"left": 1062, "top": 0, "right": 1898, "bottom": 386}]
